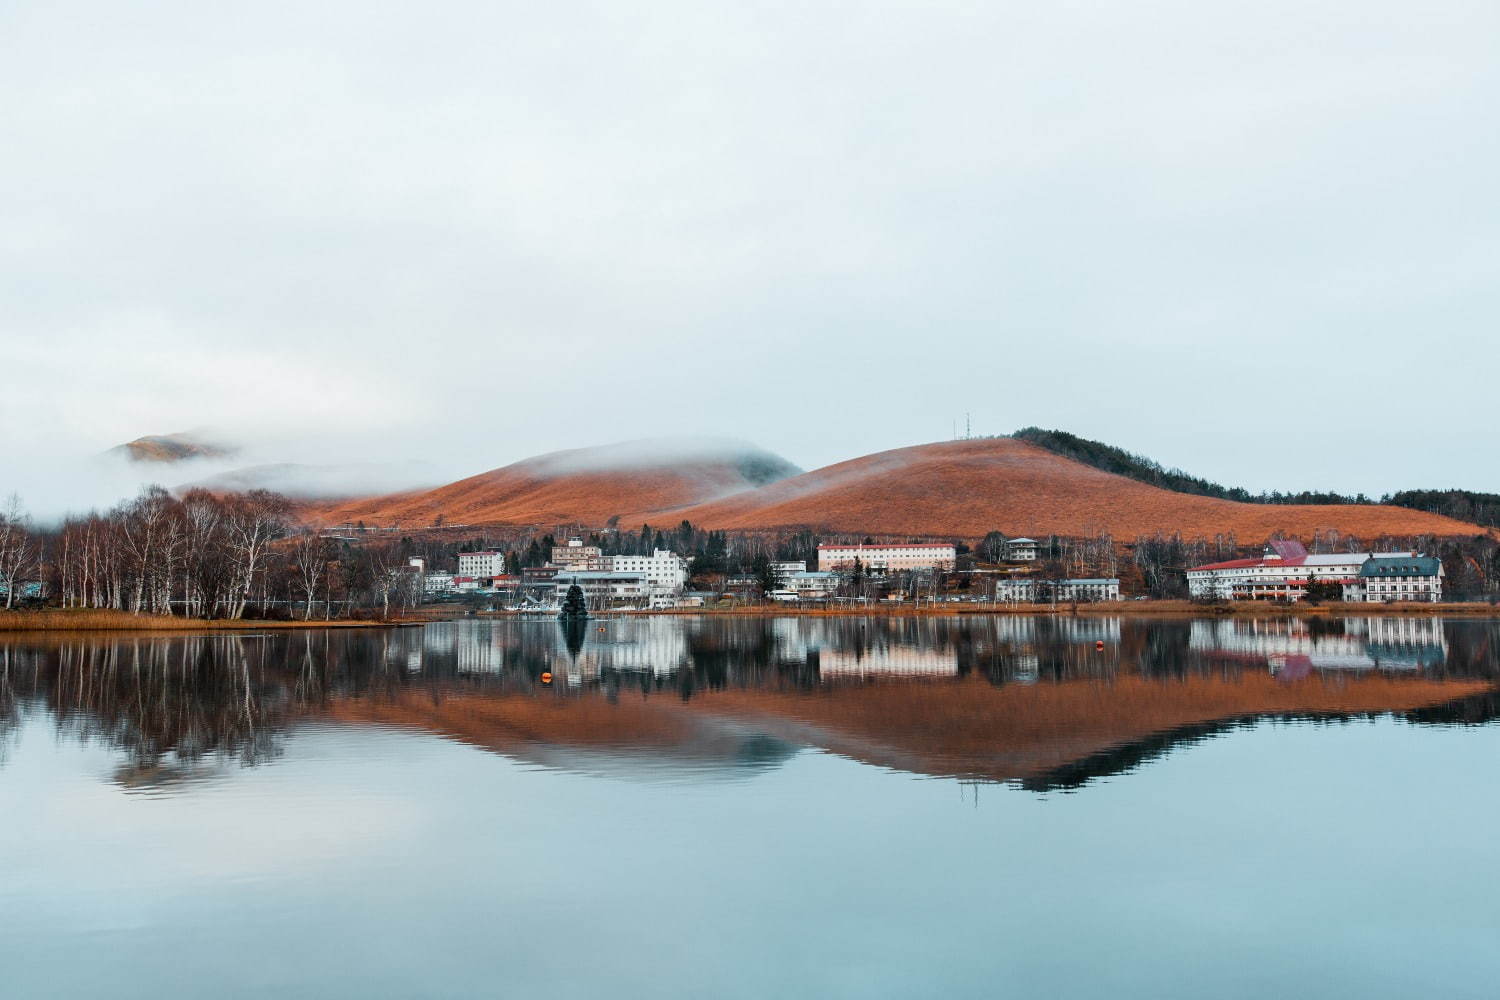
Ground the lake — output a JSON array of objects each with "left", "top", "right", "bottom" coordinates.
[{"left": 3, "top": 615, "right": 1499, "bottom": 999}]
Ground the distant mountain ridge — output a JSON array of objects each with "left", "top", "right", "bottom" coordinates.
[
  {"left": 108, "top": 432, "right": 237, "bottom": 464},
  {"left": 661, "top": 438, "right": 1479, "bottom": 540},
  {"left": 301, "top": 435, "right": 1483, "bottom": 541},
  {"left": 1014, "top": 427, "right": 1500, "bottom": 528},
  {"left": 306, "top": 438, "right": 803, "bottom": 528}
]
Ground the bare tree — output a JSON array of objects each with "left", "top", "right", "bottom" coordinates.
[
  {"left": 291, "top": 532, "right": 333, "bottom": 620},
  {"left": 0, "top": 495, "right": 39, "bottom": 609},
  {"left": 223, "top": 491, "right": 290, "bottom": 619}
]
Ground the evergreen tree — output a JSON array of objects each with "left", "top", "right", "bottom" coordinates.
[{"left": 559, "top": 583, "right": 588, "bottom": 619}]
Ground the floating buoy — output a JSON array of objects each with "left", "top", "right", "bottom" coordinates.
[
  {"left": 1095, "top": 640, "right": 1105, "bottom": 651},
  {"left": 541, "top": 672, "right": 553, "bottom": 684}
]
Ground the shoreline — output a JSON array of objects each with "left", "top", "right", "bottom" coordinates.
[
  {"left": 0, "top": 609, "right": 422, "bottom": 632},
  {"left": 5, "top": 600, "right": 1498, "bottom": 632},
  {"left": 479, "top": 599, "right": 1500, "bottom": 619}
]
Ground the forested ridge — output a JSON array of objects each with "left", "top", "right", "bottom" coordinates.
[{"left": 1012, "top": 428, "right": 1500, "bottom": 528}]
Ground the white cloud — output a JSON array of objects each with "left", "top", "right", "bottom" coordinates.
[{"left": 2, "top": 0, "right": 1497, "bottom": 499}]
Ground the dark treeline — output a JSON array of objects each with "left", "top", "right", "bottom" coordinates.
[{"left": 1014, "top": 427, "right": 1500, "bottom": 525}]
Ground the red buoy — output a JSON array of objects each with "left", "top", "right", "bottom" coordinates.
[
  {"left": 541, "top": 672, "right": 553, "bottom": 684},
  {"left": 1095, "top": 640, "right": 1105, "bottom": 651}
]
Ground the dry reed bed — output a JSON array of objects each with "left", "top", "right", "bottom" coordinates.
[{"left": 0, "top": 609, "right": 411, "bottom": 631}]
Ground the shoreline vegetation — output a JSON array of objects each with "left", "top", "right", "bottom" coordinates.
[{"left": 0, "top": 609, "right": 422, "bottom": 632}]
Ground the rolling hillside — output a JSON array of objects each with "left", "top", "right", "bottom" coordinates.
[
  {"left": 307, "top": 438, "right": 801, "bottom": 528},
  {"left": 108, "top": 432, "right": 237, "bottom": 463},
  {"left": 662, "top": 438, "right": 1481, "bottom": 540}
]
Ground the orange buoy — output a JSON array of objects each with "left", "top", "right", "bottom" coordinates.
[{"left": 541, "top": 672, "right": 553, "bottom": 684}]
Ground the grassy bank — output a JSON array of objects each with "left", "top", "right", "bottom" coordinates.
[{"left": 0, "top": 609, "right": 419, "bottom": 632}]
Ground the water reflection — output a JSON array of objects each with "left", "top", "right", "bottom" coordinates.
[{"left": 2, "top": 616, "right": 1497, "bottom": 793}]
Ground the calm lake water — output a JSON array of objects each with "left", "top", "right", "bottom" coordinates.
[{"left": 3, "top": 615, "right": 1500, "bottom": 999}]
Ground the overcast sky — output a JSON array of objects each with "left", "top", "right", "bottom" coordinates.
[{"left": 3, "top": 0, "right": 1498, "bottom": 510}]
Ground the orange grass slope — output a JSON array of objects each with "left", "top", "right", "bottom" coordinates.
[
  {"left": 306, "top": 438, "right": 801, "bottom": 529},
  {"left": 665, "top": 438, "right": 1484, "bottom": 540}
]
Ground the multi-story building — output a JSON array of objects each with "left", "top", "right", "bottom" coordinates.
[
  {"left": 553, "top": 571, "right": 651, "bottom": 607},
  {"left": 1004, "top": 538, "right": 1039, "bottom": 562},
  {"left": 1348, "top": 556, "right": 1444, "bottom": 603},
  {"left": 817, "top": 542, "right": 956, "bottom": 573},
  {"left": 782, "top": 571, "right": 840, "bottom": 598},
  {"left": 553, "top": 537, "right": 606, "bottom": 570},
  {"left": 609, "top": 549, "right": 688, "bottom": 594},
  {"left": 1186, "top": 540, "right": 1427, "bottom": 602},
  {"left": 770, "top": 561, "right": 807, "bottom": 581},
  {"left": 994, "top": 577, "right": 1121, "bottom": 602},
  {"left": 457, "top": 550, "right": 507, "bottom": 578}
]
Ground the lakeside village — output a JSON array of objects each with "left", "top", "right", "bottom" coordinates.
[
  {"left": 408, "top": 535, "right": 1447, "bottom": 614},
  {"left": 0, "top": 484, "right": 1469, "bottom": 619}
]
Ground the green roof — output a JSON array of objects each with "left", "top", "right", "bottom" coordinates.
[{"left": 1359, "top": 556, "right": 1441, "bottom": 578}]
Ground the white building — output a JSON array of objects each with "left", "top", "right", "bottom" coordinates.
[
  {"left": 994, "top": 577, "right": 1120, "bottom": 602},
  {"left": 609, "top": 549, "right": 688, "bottom": 594},
  {"left": 817, "top": 542, "right": 956, "bottom": 573},
  {"left": 457, "top": 550, "right": 507, "bottom": 578},
  {"left": 553, "top": 571, "right": 651, "bottom": 606},
  {"left": 770, "top": 561, "right": 807, "bottom": 582},
  {"left": 1004, "top": 538, "right": 1039, "bottom": 562},
  {"left": 1349, "top": 556, "right": 1444, "bottom": 603},
  {"left": 782, "top": 570, "right": 840, "bottom": 598},
  {"left": 1185, "top": 540, "right": 1428, "bottom": 602},
  {"left": 424, "top": 573, "right": 457, "bottom": 595}
]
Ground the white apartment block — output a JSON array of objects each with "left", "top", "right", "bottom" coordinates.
[
  {"left": 817, "top": 543, "right": 956, "bottom": 573},
  {"left": 994, "top": 577, "right": 1120, "bottom": 602},
  {"left": 553, "top": 571, "right": 651, "bottom": 605},
  {"left": 770, "top": 561, "right": 807, "bottom": 581},
  {"left": 1004, "top": 538, "right": 1039, "bottom": 561},
  {"left": 457, "top": 550, "right": 507, "bottom": 577},
  {"left": 609, "top": 549, "right": 689, "bottom": 594},
  {"left": 782, "top": 571, "right": 840, "bottom": 598}
]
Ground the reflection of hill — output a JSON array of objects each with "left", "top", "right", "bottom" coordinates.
[
  {"left": 683, "top": 672, "right": 1492, "bottom": 788},
  {"left": 327, "top": 690, "right": 798, "bottom": 782},
  {"left": 2, "top": 622, "right": 1494, "bottom": 794}
]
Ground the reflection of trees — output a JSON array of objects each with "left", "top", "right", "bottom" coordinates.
[
  {"left": 2, "top": 616, "right": 1494, "bottom": 791},
  {"left": 2, "top": 633, "right": 426, "bottom": 783}
]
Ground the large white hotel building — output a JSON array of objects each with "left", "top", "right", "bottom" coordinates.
[{"left": 817, "top": 542, "right": 956, "bottom": 573}]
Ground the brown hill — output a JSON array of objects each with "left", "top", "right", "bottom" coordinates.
[
  {"left": 307, "top": 438, "right": 801, "bottom": 528},
  {"left": 108, "top": 432, "right": 237, "bottom": 463},
  {"left": 662, "top": 438, "right": 1481, "bottom": 540}
]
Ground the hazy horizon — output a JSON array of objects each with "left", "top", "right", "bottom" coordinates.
[{"left": 4, "top": 0, "right": 1498, "bottom": 512}]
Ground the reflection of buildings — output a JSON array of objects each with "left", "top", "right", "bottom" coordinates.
[
  {"left": 764, "top": 619, "right": 957, "bottom": 676},
  {"left": 816, "top": 646, "right": 958, "bottom": 677},
  {"left": 568, "top": 619, "right": 691, "bottom": 680},
  {"left": 1189, "top": 617, "right": 1448, "bottom": 673}
]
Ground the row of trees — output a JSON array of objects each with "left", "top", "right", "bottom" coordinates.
[
  {"left": 53, "top": 487, "right": 291, "bottom": 617},
  {"left": 1, "top": 487, "right": 429, "bottom": 619}
]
